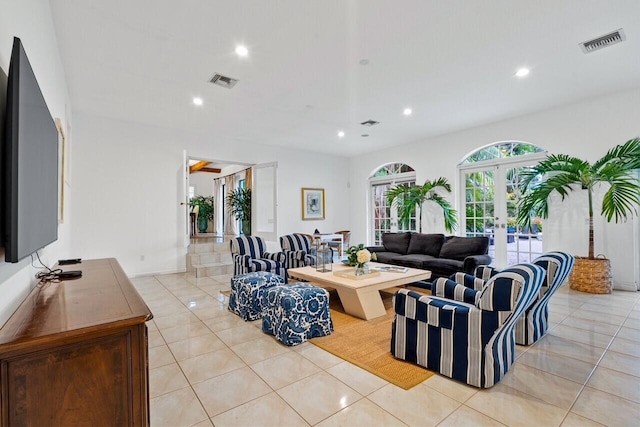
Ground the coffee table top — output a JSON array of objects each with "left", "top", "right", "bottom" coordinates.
[{"left": 288, "top": 262, "right": 430, "bottom": 290}]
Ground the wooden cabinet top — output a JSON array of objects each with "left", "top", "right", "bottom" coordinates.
[{"left": 0, "top": 258, "right": 152, "bottom": 350}]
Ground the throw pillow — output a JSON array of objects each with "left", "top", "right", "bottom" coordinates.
[
  {"left": 407, "top": 233, "right": 445, "bottom": 257},
  {"left": 381, "top": 232, "right": 412, "bottom": 255}
]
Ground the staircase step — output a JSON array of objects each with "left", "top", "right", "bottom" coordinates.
[
  {"left": 187, "top": 236, "right": 234, "bottom": 278},
  {"left": 188, "top": 241, "right": 229, "bottom": 254},
  {"left": 193, "top": 262, "right": 235, "bottom": 278},
  {"left": 187, "top": 252, "right": 232, "bottom": 266}
]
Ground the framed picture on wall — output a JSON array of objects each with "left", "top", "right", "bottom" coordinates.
[{"left": 301, "top": 188, "right": 325, "bottom": 220}]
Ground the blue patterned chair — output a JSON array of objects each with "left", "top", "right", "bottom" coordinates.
[
  {"left": 280, "top": 234, "right": 316, "bottom": 268},
  {"left": 228, "top": 272, "right": 285, "bottom": 320},
  {"left": 230, "top": 236, "right": 287, "bottom": 280},
  {"left": 261, "top": 283, "right": 333, "bottom": 346},
  {"left": 391, "top": 264, "right": 544, "bottom": 388},
  {"left": 449, "top": 251, "right": 575, "bottom": 345}
]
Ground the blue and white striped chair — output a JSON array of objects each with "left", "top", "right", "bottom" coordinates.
[
  {"left": 518, "top": 252, "right": 574, "bottom": 344},
  {"left": 230, "top": 236, "right": 287, "bottom": 280},
  {"left": 392, "top": 264, "right": 544, "bottom": 388},
  {"left": 450, "top": 251, "right": 575, "bottom": 345},
  {"left": 280, "top": 234, "right": 315, "bottom": 269}
]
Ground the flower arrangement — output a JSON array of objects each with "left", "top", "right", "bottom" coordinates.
[
  {"left": 346, "top": 244, "right": 366, "bottom": 266},
  {"left": 356, "top": 248, "right": 371, "bottom": 266},
  {"left": 346, "top": 244, "right": 372, "bottom": 276}
]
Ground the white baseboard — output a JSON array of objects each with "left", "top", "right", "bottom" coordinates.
[
  {"left": 614, "top": 280, "right": 639, "bottom": 292},
  {"left": 128, "top": 268, "right": 187, "bottom": 278}
]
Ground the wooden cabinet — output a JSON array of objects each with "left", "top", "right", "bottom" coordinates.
[{"left": 0, "top": 258, "right": 153, "bottom": 426}]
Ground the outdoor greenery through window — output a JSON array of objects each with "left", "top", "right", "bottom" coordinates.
[
  {"left": 463, "top": 142, "right": 544, "bottom": 163},
  {"left": 370, "top": 163, "right": 416, "bottom": 245},
  {"left": 461, "top": 141, "right": 547, "bottom": 266},
  {"left": 372, "top": 163, "right": 415, "bottom": 177}
]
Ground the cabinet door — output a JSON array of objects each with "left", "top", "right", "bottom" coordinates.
[{"left": 3, "top": 331, "right": 134, "bottom": 426}]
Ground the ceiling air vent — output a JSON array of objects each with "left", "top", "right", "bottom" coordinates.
[
  {"left": 360, "top": 120, "right": 379, "bottom": 126},
  {"left": 209, "top": 73, "right": 239, "bottom": 89},
  {"left": 580, "top": 29, "right": 626, "bottom": 53}
]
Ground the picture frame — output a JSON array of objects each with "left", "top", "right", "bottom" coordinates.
[{"left": 301, "top": 188, "right": 325, "bottom": 220}]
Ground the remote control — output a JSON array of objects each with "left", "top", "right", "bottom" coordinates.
[
  {"left": 58, "top": 270, "right": 83, "bottom": 279},
  {"left": 58, "top": 259, "right": 82, "bottom": 265}
]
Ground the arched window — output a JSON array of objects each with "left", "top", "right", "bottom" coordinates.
[
  {"left": 463, "top": 142, "right": 544, "bottom": 163},
  {"left": 369, "top": 163, "right": 416, "bottom": 245},
  {"left": 459, "top": 141, "right": 547, "bottom": 268}
]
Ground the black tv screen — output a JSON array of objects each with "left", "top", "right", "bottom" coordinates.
[{"left": 2, "top": 37, "right": 58, "bottom": 263}]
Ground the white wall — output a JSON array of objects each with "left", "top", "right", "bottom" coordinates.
[
  {"left": 189, "top": 172, "right": 214, "bottom": 198},
  {"left": 70, "top": 113, "right": 350, "bottom": 276},
  {"left": 349, "top": 89, "right": 640, "bottom": 289},
  {"left": 0, "top": 0, "right": 72, "bottom": 325}
]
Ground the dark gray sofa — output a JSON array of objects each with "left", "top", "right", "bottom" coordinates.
[{"left": 366, "top": 232, "right": 491, "bottom": 279}]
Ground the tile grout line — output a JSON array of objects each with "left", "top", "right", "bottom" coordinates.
[{"left": 557, "top": 292, "right": 636, "bottom": 426}]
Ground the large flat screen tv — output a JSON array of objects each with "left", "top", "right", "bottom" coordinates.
[{"left": 2, "top": 37, "right": 58, "bottom": 263}]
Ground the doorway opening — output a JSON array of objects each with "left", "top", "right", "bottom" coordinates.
[
  {"left": 458, "top": 141, "right": 547, "bottom": 269},
  {"left": 368, "top": 163, "right": 416, "bottom": 245}
]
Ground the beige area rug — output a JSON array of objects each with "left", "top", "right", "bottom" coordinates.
[{"left": 310, "top": 289, "right": 434, "bottom": 390}]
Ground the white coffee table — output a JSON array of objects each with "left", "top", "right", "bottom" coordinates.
[{"left": 288, "top": 262, "right": 431, "bottom": 320}]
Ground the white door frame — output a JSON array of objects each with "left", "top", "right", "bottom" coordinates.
[
  {"left": 180, "top": 149, "right": 190, "bottom": 249},
  {"left": 252, "top": 162, "right": 278, "bottom": 243},
  {"left": 458, "top": 153, "right": 547, "bottom": 269},
  {"left": 369, "top": 171, "right": 416, "bottom": 244}
]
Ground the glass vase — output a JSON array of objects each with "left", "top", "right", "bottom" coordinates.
[{"left": 354, "top": 263, "right": 369, "bottom": 276}]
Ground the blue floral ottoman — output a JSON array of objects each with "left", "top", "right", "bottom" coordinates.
[
  {"left": 229, "top": 272, "right": 285, "bottom": 320},
  {"left": 261, "top": 283, "right": 333, "bottom": 346}
]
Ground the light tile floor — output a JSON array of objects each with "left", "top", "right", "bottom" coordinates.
[{"left": 132, "top": 272, "right": 640, "bottom": 427}]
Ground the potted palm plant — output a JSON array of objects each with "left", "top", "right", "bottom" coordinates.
[
  {"left": 189, "top": 195, "right": 214, "bottom": 233},
  {"left": 226, "top": 188, "right": 251, "bottom": 236},
  {"left": 386, "top": 177, "right": 457, "bottom": 233},
  {"left": 517, "top": 138, "right": 640, "bottom": 293}
]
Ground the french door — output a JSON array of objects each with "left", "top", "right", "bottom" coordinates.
[
  {"left": 459, "top": 155, "right": 546, "bottom": 269},
  {"left": 370, "top": 173, "right": 416, "bottom": 245}
]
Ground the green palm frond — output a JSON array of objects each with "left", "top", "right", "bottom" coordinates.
[
  {"left": 226, "top": 188, "right": 251, "bottom": 221},
  {"left": 386, "top": 177, "right": 457, "bottom": 233},
  {"left": 592, "top": 138, "right": 640, "bottom": 172},
  {"left": 517, "top": 138, "right": 640, "bottom": 259},
  {"left": 429, "top": 193, "right": 457, "bottom": 233},
  {"left": 600, "top": 173, "right": 640, "bottom": 222}
]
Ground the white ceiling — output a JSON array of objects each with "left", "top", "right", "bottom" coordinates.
[{"left": 49, "top": 0, "right": 640, "bottom": 157}]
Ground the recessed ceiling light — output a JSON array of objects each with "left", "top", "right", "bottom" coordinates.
[
  {"left": 235, "top": 45, "right": 248, "bottom": 57},
  {"left": 193, "top": 97, "right": 203, "bottom": 106},
  {"left": 337, "top": 131, "right": 345, "bottom": 138},
  {"left": 403, "top": 108, "right": 413, "bottom": 116},
  {"left": 515, "top": 67, "right": 530, "bottom": 78}
]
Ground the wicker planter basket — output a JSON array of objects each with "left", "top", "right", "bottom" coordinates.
[{"left": 569, "top": 256, "right": 612, "bottom": 294}]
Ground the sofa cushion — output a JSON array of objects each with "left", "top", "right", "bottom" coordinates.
[
  {"left": 421, "top": 258, "right": 465, "bottom": 278},
  {"left": 407, "top": 233, "right": 445, "bottom": 257},
  {"left": 382, "top": 232, "right": 412, "bottom": 255},
  {"left": 390, "top": 254, "right": 437, "bottom": 269},
  {"left": 439, "top": 236, "right": 489, "bottom": 261},
  {"left": 370, "top": 251, "right": 401, "bottom": 264}
]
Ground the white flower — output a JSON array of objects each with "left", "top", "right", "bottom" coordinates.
[{"left": 356, "top": 249, "right": 371, "bottom": 264}]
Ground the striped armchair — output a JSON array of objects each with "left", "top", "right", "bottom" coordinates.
[
  {"left": 230, "top": 236, "right": 286, "bottom": 280},
  {"left": 280, "top": 234, "right": 315, "bottom": 269},
  {"left": 392, "top": 264, "right": 544, "bottom": 388},
  {"left": 450, "top": 251, "right": 575, "bottom": 345}
]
